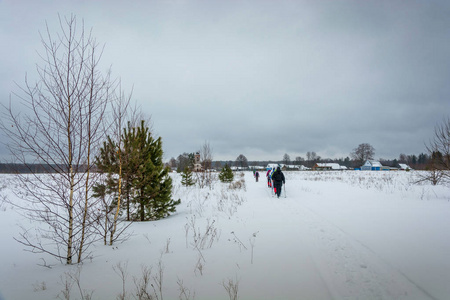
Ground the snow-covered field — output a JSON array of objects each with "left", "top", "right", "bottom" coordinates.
[{"left": 0, "top": 171, "right": 449, "bottom": 300}]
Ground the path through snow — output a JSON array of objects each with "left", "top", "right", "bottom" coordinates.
[{"left": 241, "top": 172, "right": 443, "bottom": 299}]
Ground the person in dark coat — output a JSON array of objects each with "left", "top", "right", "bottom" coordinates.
[{"left": 272, "top": 166, "right": 285, "bottom": 198}]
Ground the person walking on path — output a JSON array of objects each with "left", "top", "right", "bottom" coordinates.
[
  {"left": 255, "top": 171, "right": 259, "bottom": 182},
  {"left": 272, "top": 166, "right": 285, "bottom": 198},
  {"left": 266, "top": 168, "right": 272, "bottom": 188}
]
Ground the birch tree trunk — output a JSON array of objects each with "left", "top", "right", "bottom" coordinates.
[{"left": 1, "top": 14, "right": 113, "bottom": 264}]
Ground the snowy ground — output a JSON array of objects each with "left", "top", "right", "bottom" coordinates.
[{"left": 0, "top": 171, "right": 449, "bottom": 300}]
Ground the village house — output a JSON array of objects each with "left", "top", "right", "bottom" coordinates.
[
  {"left": 398, "top": 163, "right": 413, "bottom": 171},
  {"left": 313, "top": 163, "right": 347, "bottom": 171},
  {"left": 249, "top": 166, "right": 266, "bottom": 171},
  {"left": 266, "top": 164, "right": 309, "bottom": 171},
  {"left": 266, "top": 163, "right": 283, "bottom": 170},
  {"left": 285, "top": 164, "right": 309, "bottom": 170},
  {"left": 361, "top": 160, "right": 390, "bottom": 171},
  {"left": 230, "top": 166, "right": 247, "bottom": 171}
]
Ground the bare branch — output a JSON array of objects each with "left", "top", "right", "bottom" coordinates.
[{"left": 0, "top": 14, "right": 116, "bottom": 264}]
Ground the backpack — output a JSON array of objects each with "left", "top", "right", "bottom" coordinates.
[{"left": 273, "top": 171, "right": 282, "bottom": 182}]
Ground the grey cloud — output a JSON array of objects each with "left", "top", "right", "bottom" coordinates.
[{"left": 1, "top": 0, "right": 449, "bottom": 162}]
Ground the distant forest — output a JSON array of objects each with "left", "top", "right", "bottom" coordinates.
[{"left": 0, "top": 164, "right": 90, "bottom": 174}]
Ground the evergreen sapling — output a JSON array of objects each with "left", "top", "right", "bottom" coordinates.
[
  {"left": 219, "top": 164, "right": 234, "bottom": 183},
  {"left": 181, "top": 166, "right": 195, "bottom": 186}
]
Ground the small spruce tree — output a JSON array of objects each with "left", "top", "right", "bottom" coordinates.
[
  {"left": 95, "top": 120, "right": 180, "bottom": 222},
  {"left": 219, "top": 164, "right": 234, "bottom": 183},
  {"left": 130, "top": 121, "right": 180, "bottom": 221},
  {"left": 181, "top": 166, "right": 195, "bottom": 186}
]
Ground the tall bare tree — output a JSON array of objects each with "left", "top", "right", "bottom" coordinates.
[
  {"left": 428, "top": 117, "right": 450, "bottom": 171},
  {"left": 420, "top": 117, "right": 450, "bottom": 185},
  {"left": 235, "top": 154, "right": 248, "bottom": 169},
  {"left": 306, "top": 151, "right": 320, "bottom": 168},
  {"left": 0, "top": 15, "right": 115, "bottom": 264},
  {"left": 176, "top": 152, "right": 194, "bottom": 173},
  {"left": 294, "top": 156, "right": 304, "bottom": 166},
  {"left": 200, "top": 141, "right": 213, "bottom": 171},
  {"left": 398, "top": 153, "right": 408, "bottom": 163},
  {"left": 196, "top": 141, "right": 215, "bottom": 188},
  {"left": 96, "top": 84, "right": 135, "bottom": 245},
  {"left": 350, "top": 143, "right": 375, "bottom": 165}
]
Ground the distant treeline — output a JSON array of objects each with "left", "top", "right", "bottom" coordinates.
[
  {"left": 0, "top": 163, "right": 91, "bottom": 174},
  {"left": 2, "top": 154, "right": 432, "bottom": 174},
  {"left": 209, "top": 157, "right": 430, "bottom": 171},
  {"left": 169, "top": 151, "right": 432, "bottom": 172}
]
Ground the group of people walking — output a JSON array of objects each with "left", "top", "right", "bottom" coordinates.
[
  {"left": 268, "top": 166, "right": 285, "bottom": 198},
  {"left": 253, "top": 166, "right": 285, "bottom": 198}
]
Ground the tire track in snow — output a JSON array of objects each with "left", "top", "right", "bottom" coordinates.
[
  {"left": 276, "top": 197, "right": 440, "bottom": 300},
  {"left": 246, "top": 180, "right": 335, "bottom": 299}
]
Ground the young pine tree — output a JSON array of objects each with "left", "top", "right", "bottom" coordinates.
[
  {"left": 219, "top": 164, "right": 234, "bottom": 183},
  {"left": 181, "top": 166, "right": 195, "bottom": 186},
  {"left": 128, "top": 121, "right": 180, "bottom": 221},
  {"left": 96, "top": 120, "right": 180, "bottom": 222}
]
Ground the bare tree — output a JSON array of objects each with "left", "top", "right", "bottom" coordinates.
[
  {"left": 0, "top": 15, "right": 115, "bottom": 264},
  {"left": 306, "top": 151, "right": 320, "bottom": 168},
  {"left": 294, "top": 156, "right": 304, "bottom": 166},
  {"left": 428, "top": 117, "right": 450, "bottom": 174},
  {"left": 176, "top": 152, "right": 194, "bottom": 173},
  {"left": 168, "top": 157, "right": 177, "bottom": 169},
  {"left": 417, "top": 117, "right": 450, "bottom": 185},
  {"left": 350, "top": 143, "right": 375, "bottom": 165},
  {"left": 235, "top": 154, "right": 248, "bottom": 169},
  {"left": 200, "top": 141, "right": 213, "bottom": 171},
  {"left": 282, "top": 153, "right": 291, "bottom": 165},
  {"left": 195, "top": 141, "right": 215, "bottom": 188},
  {"left": 94, "top": 84, "right": 136, "bottom": 245},
  {"left": 398, "top": 153, "right": 408, "bottom": 163}
]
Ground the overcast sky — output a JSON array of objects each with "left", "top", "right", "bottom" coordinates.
[{"left": 1, "top": 0, "right": 449, "bottom": 162}]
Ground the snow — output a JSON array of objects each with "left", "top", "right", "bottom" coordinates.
[{"left": 1, "top": 171, "right": 450, "bottom": 300}]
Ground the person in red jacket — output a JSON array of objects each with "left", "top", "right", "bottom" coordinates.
[{"left": 266, "top": 168, "right": 273, "bottom": 188}]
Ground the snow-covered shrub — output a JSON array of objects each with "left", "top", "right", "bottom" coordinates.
[{"left": 229, "top": 178, "right": 246, "bottom": 191}]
